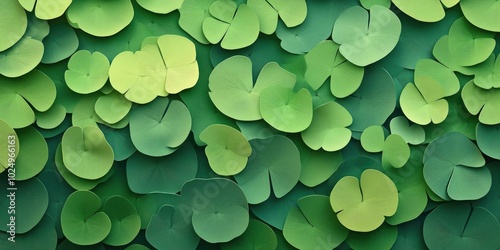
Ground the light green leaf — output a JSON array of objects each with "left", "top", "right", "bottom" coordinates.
[
  {"left": 0, "top": 0, "right": 27, "bottom": 52},
  {"left": 392, "top": 0, "right": 445, "bottom": 22},
  {"left": 94, "top": 91, "right": 132, "bottom": 125},
  {"left": 0, "top": 37, "right": 43, "bottom": 77},
  {"left": 65, "top": 50, "right": 110, "bottom": 94},
  {"left": 462, "top": 80, "right": 500, "bottom": 125},
  {"left": 34, "top": 0, "right": 72, "bottom": 20},
  {"left": 247, "top": 0, "right": 307, "bottom": 34},
  {"left": 360, "top": 125, "right": 386, "bottom": 153},
  {"left": 137, "top": 0, "right": 183, "bottom": 14},
  {"left": 382, "top": 134, "right": 411, "bottom": 169},
  {"left": 460, "top": 0, "right": 500, "bottom": 32}
]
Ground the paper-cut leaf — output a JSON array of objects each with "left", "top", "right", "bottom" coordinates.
[
  {"left": 66, "top": 0, "right": 134, "bottom": 37},
  {"left": 476, "top": 123, "right": 500, "bottom": 160},
  {"left": 209, "top": 56, "right": 296, "bottom": 121},
  {"left": 129, "top": 97, "right": 191, "bottom": 157},
  {"left": 181, "top": 178, "right": 249, "bottom": 243},
  {"left": 460, "top": 0, "right": 500, "bottom": 32},
  {"left": 34, "top": 0, "right": 72, "bottom": 20},
  {"left": 200, "top": 124, "right": 251, "bottom": 176},
  {"left": 247, "top": 0, "right": 306, "bottom": 34},
  {"left": 0, "top": 37, "right": 43, "bottom": 77},
  {"left": 61, "top": 126, "right": 114, "bottom": 180},
  {"left": 304, "top": 40, "right": 364, "bottom": 98},
  {"left": 126, "top": 142, "right": 197, "bottom": 194},
  {"left": 146, "top": 205, "right": 200, "bottom": 250},
  {"left": 400, "top": 82, "right": 449, "bottom": 125},
  {"left": 424, "top": 203, "right": 500, "bottom": 250},
  {"left": 102, "top": 196, "right": 141, "bottom": 246},
  {"left": 0, "top": 119, "right": 18, "bottom": 173},
  {"left": 0, "top": 0, "right": 27, "bottom": 52},
  {"left": 301, "top": 101, "right": 352, "bottom": 151},
  {"left": 94, "top": 91, "right": 132, "bottom": 125},
  {"left": 360, "top": 125, "right": 386, "bottom": 153},
  {"left": 61, "top": 191, "right": 111, "bottom": 245},
  {"left": 65, "top": 50, "right": 109, "bottom": 94},
  {"left": 137, "top": 0, "right": 183, "bottom": 14},
  {"left": 473, "top": 54, "right": 500, "bottom": 89},
  {"left": 462, "top": 80, "right": 500, "bottom": 125},
  {"left": 392, "top": 0, "right": 445, "bottom": 22},
  {"left": 178, "top": 0, "right": 216, "bottom": 44},
  {"left": 332, "top": 5, "right": 401, "bottom": 67},
  {"left": 382, "top": 134, "right": 410, "bottom": 169},
  {"left": 389, "top": 116, "right": 425, "bottom": 145},
  {"left": 423, "top": 132, "right": 490, "bottom": 201},
  {"left": 136, "top": 193, "right": 181, "bottom": 229},
  {"left": 346, "top": 223, "right": 398, "bottom": 250},
  {"left": 234, "top": 135, "right": 301, "bottom": 204},
  {"left": 222, "top": 219, "right": 277, "bottom": 250},
  {"left": 330, "top": 169, "right": 398, "bottom": 232},
  {"left": 14, "top": 126, "right": 48, "bottom": 181},
  {"left": 283, "top": 195, "right": 348, "bottom": 249}
]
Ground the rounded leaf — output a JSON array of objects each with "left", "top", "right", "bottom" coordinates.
[
  {"left": 460, "top": 0, "right": 500, "bottom": 32},
  {"left": 102, "top": 196, "right": 141, "bottom": 246},
  {"left": 65, "top": 50, "right": 110, "bottom": 94},
  {"left": 0, "top": 0, "right": 27, "bottom": 52}
]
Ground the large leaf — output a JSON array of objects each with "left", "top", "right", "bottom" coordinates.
[
  {"left": 33, "top": 0, "right": 72, "bottom": 20},
  {"left": 222, "top": 219, "right": 277, "bottom": 250},
  {"left": 0, "top": 0, "right": 27, "bottom": 52},
  {"left": 0, "top": 37, "right": 43, "bottom": 77},
  {"left": 102, "top": 196, "right": 141, "bottom": 246},
  {"left": 460, "top": 0, "right": 500, "bottom": 32},
  {"left": 476, "top": 123, "right": 500, "bottom": 160},
  {"left": 13, "top": 126, "right": 48, "bottom": 181}
]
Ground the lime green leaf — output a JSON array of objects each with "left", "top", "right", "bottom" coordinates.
[
  {"left": 102, "top": 196, "right": 141, "bottom": 246},
  {"left": 460, "top": 0, "right": 500, "bottom": 32},
  {"left": 462, "top": 80, "right": 500, "bottom": 125},
  {"left": 301, "top": 101, "right": 352, "bottom": 151},
  {"left": 332, "top": 5, "right": 401, "bottom": 66},
  {"left": 66, "top": 0, "right": 134, "bottom": 37},
  {"left": 360, "top": 125, "right": 386, "bottom": 153},
  {"left": 0, "top": 37, "right": 43, "bottom": 77},
  {"left": 178, "top": 0, "right": 216, "bottom": 44},
  {"left": 61, "top": 126, "right": 114, "bottom": 180},
  {"left": 0, "top": 0, "right": 27, "bottom": 52},
  {"left": 61, "top": 191, "right": 111, "bottom": 245},
  {"left": 65, "top": 50, "right": 110, "bottom": 94},
  {"left": 382, "top": 134, "right": 410, "bottom": 169},
  {"left": 94, "top": 91, "right": 132, "bottom": 125},
  {"left": 0, "top": 119, "right": 18, "bottom": 172},
  {"left": 473, "top": 54, "right": 500, "bottom": 89},
  {"left": 392, "top": 0, "right": 445, "bottom": 22},
  {"left": 137, "top": 0, "right": 183, "bottom": 14},
  {"left": 400, "top": 82, "right": 449, "bottom": 125},
  {"left": 200, "top": 124, "right": 252, "bottom": 176},
  {"left": 389, "top": 116, "right": 426, "bottom": 145},
  {"left": 14, "top": 126, "right": 48, "bottom": 181},
  {"left": 330, "top": 169, "right": 398, "bottom": 232},
  {"left": 247, "top": 0, "right": 306, "bottom": 34},
  {"left": 34, "top": 0, "right": 72, "bottom": 20}
]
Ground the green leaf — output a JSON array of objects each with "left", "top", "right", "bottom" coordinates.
[
  {"left": 392, "top": 0, "right": 445, "bottom": 22},
  {"left": 136, "top": 193, "right": 181, "bottom": 229},
  {"left": 209, "top": 56, "right": 296, "bottom": 121},
  {"left": 61, "top": 191, "right": 111, "bottom": 245},
  {"left": 260, "top": 85, "right": 312, "bottom": 133},
  {"left": 178, "top": 0, "right": 216, "bottom": 44},
  {"left": 126, "top": 142, "right": 197, "bottom": 194},
  {"left": 34, "top": 0, "right": 71, "bottom": 20},
  {"left": 462, "top": 80, "right": 500, "bottom": 125},
  {"left": 234, "top": 135, "right": 301, "bottom": 204},
  {"left": 0, "top": 0, "right": 27, "bottom": 52},
  {"left": 64, "top": 50, "right": 110, "bottom": 94},
  {"left": 247, "top": 0, "right": 307, "bottom": 34},
  {"left": 473, "top": 54, "right": 500, "bottom": 89},
  {"left": 181, "top": 178, "right": 249, "bottom": 243},
  {"left": 346, "top": 223, "right": 398, "bottom": 250},
  {"left": 14, "top": 126, "right": 48, "bottom": 181},
  {"left": 0, "top": 177, "right": 49, "bottom": 234},
  {"left": 460, "top": 0, "right": 500, "bottom": 32},
  {"left": 423, "top": 132, "right": 489, "bottom": 201},
  {"left": 0, "top": 37, "right": 43, "bottom": 77},
  {"left": 360, "top": 125, "right": 386, "bottom": 153},
  {"left": 382, "top": 134, "right": 410, "bottom": 169},
  {"left": 222, "top": 219, "right": 277, "bottom": 250},
  {"left": 301, "top": 101, "right": 352, "bottom": 151},
  {"left": 61, "top": 126, "right": 114, "bottom": 180},
  {"left": 102, "top": 196, "right": 141, "bottom": 246},
  {"left": 424, "top": 203, "right": 500, "bottom": 250},
  {"left": 476, "top": 123, "right": 500, "bottom": 160},
  {"left": 332, "top": 5, "right": 401, "bottom": 66},
  {"left": 200, "top": 124, "right": 251, "bottom": 176},
  {"left": 0, "top": 215, "right": 57, "bottom": 250},
  {"left": 400, "top": 82, "right": 449, "bottom": 125},
  {"left": 283, "top": 195, "right": 348, "bottom": 249},
  {"left": 389, "top": 116, "right": 426, "bottom": 145},
  {"left": 330, "top": 169, "right": 398, "bottom": 232},
  {"left": 304, "top": 40, "right": 364, "bottom": 98},
  {"left": 94, "top": 91, "right": 132, "bottom": 125},
  {"left": 145, "top": 205, "right": 200, "bottom": 250},
  {"left": 414, "top": 59, "right": 460, "bottom": 96},
  {"left": 0, "top": 119, "right": 18, "bottom": 172},
  {"left": 137, "top": 0, "right": 183, "bottom": 14},
  {"left": 66, "top": 0, "right": 134, "bottom": 37},
  {"left": 129, "top": 97, "right": 191, "bottom": 157}
]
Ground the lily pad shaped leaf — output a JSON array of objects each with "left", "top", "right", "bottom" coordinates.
[
  {"left": 247, "top": 0, "right": 307, "bottom": 34},
  {"left": 0, "top": 36, "right": 44, "bottom": 77},
  {"left": 0, "top": 0, "right": 27, "bottom": 52},
  {"left": 94, "top": 91, "right": 132, "bottom": 125},
  {"left": 424, "top": 202, "right": 500, "bottom": 250},
  {"left": 129, "top": 97, "right": 191, "bottom": 157},
  {"left": 423, "top": 132, "right": 490, "bottom": 201},
  {"left": 360, "top": 125, "right": 386, "bottom": 153},
  {"left": 61, "top": 191, "right": 111, "bottom": 246},
  {"left": 14, "top": 126, "right": 48, "bottom": 181},
  {"left": 447, "top": 17, "right": 496, "bottom": 67},
  {"left": 389, "top": 116, "right": 425, "bottom": 145},
  {"left": 209, "top": 56, "right": 296, "bottom": 121},
  {"left": 301, "top": 101, "right": 352, "bottom": 151},
  {"left": 146, "top": 205, "right": 200, "bottom": 250},
  {"left": 462, "top": 80, "right": 500, "bottom": 125},
  {"left": 33, "top": 0, "right": 72, "bottom": 20},
  {"left": 234, "top": 135, "right": 301, "bottom": 204},
  {"left": 382, "top": 134, "right": 410, "bottom": 169},
  {"left": 65, "top": 50, "right": 110, "bottom": 94},
  {"left": 0, "top": 119, "right": 18, "bottom": 172},
  {"left": 61, "top": 126, "right": 114, "bottom": 180},
  {"left": 460, "top": 0, "right": 500, "bottom": 32},
  {"left": 473, "top": 54, "right": 500, "bottom": 89},
  {"left": 202, "top": 2, "right": 260, "bottom": 50},
  {"left": 283, "top": 195, "right": 349, "bottom": 250},
  {"left": 181, "top": 178, "right": 249, "bottom": 243},
  {"left": 0, "top": 70, "right": 56, "bottom": 128},
  {"left": 476, "top": 123, "right": 500, "bottom": 160},
  {"left": 391, "top": 0, "right": 445, "bottom": 22},
  {"left": 304, "top": 40, "right": 364, "bottom": 98},
  {"left": 332, "top": 5, "right": 401, "bottom": 67},
  {"left": 222, "top": 219, "right": 277, "bottom": 250},
  {"left": 66, "top": 0, "right": 134, "bottom": 37},
  {"left": 137, "top": 0, "right": 183, "bottom": 14},
  {"left": 102, "top": 196, "right": 141, "bottom": 246},
  {"left": 200, "top": 124, "right": 252, "bottom": 176},
  {"left": 260, "top": 85, "right": 313, "bottom": 133},
  {"left": 330, "top": 169, "right": 399, "bottom": 232}
]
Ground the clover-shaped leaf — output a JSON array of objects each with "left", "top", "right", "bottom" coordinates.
[
  {"left": 102, "top": 196, "right": 141, "bottom": 246},
  {"left": 391, "top": 0, "right": 445, "bottom": 22},
  {"left": 247, "top": 0, "right": 307, "bottom": 35},
  {"left": 283, "top": 195, "right": 348, "bottom": 249},
  {"left": 462, "top": 80, "right": 500, "bottom": 125},
  {"left": 301, "top": 101, "right": 352, "bottom": 151},
  {"left": 400, "top": 81, "right": 448, "bottom": 125},
  {"left": 332, "top": 5, "right": 401, "bottom": 67},
  {"left": 200, "top": 124, "right": 252, "bottom": 176},
  {"left": 460, "top": 0, "right": 500, "bottom": 32},
  {"left": 304, "top": 40, "right": 364, "bottom": 98},
  {"left": 330, "top": 169, "right": 398, "bottom": 232},
  {"left": 64, "top": 50, "right": 109, "bottom": 94},
  {"left": 66, "top": 0, "right": 134, "bottom": 37},
  {"left": 61, "top": 126, "right": 114, "bottom": 180},
  {"left": 0, "top": 70, "right": 56, "bottom": 128},
  {"left": 181, "top": 178, "right": 249, "bottom": 243},
  {"left": 234, "top": 135, "right": 301, "bottom": 204},
  {"left": 0, "top": 0, "right": 27, "bottom": 52},
  {"left": 129, "top": 97, "right": 191, "bottom": 157},
  {"left": 424, "top": 203, "right": 500, "bottom": 250},
  {"left": 423, "top": 132, "right": 490, "bottom": 201},
  {"left": 472, "top": 54, "right": 500, "bottom": 89},
  {"left": 209, "top": 56, "right": 296, "bottom": 121},
  {"left": 389, "top": 116, "right": 426, "bottom": 145},
  {"left": 61, "top": 191, "right": 111, "bottom": 245}
]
